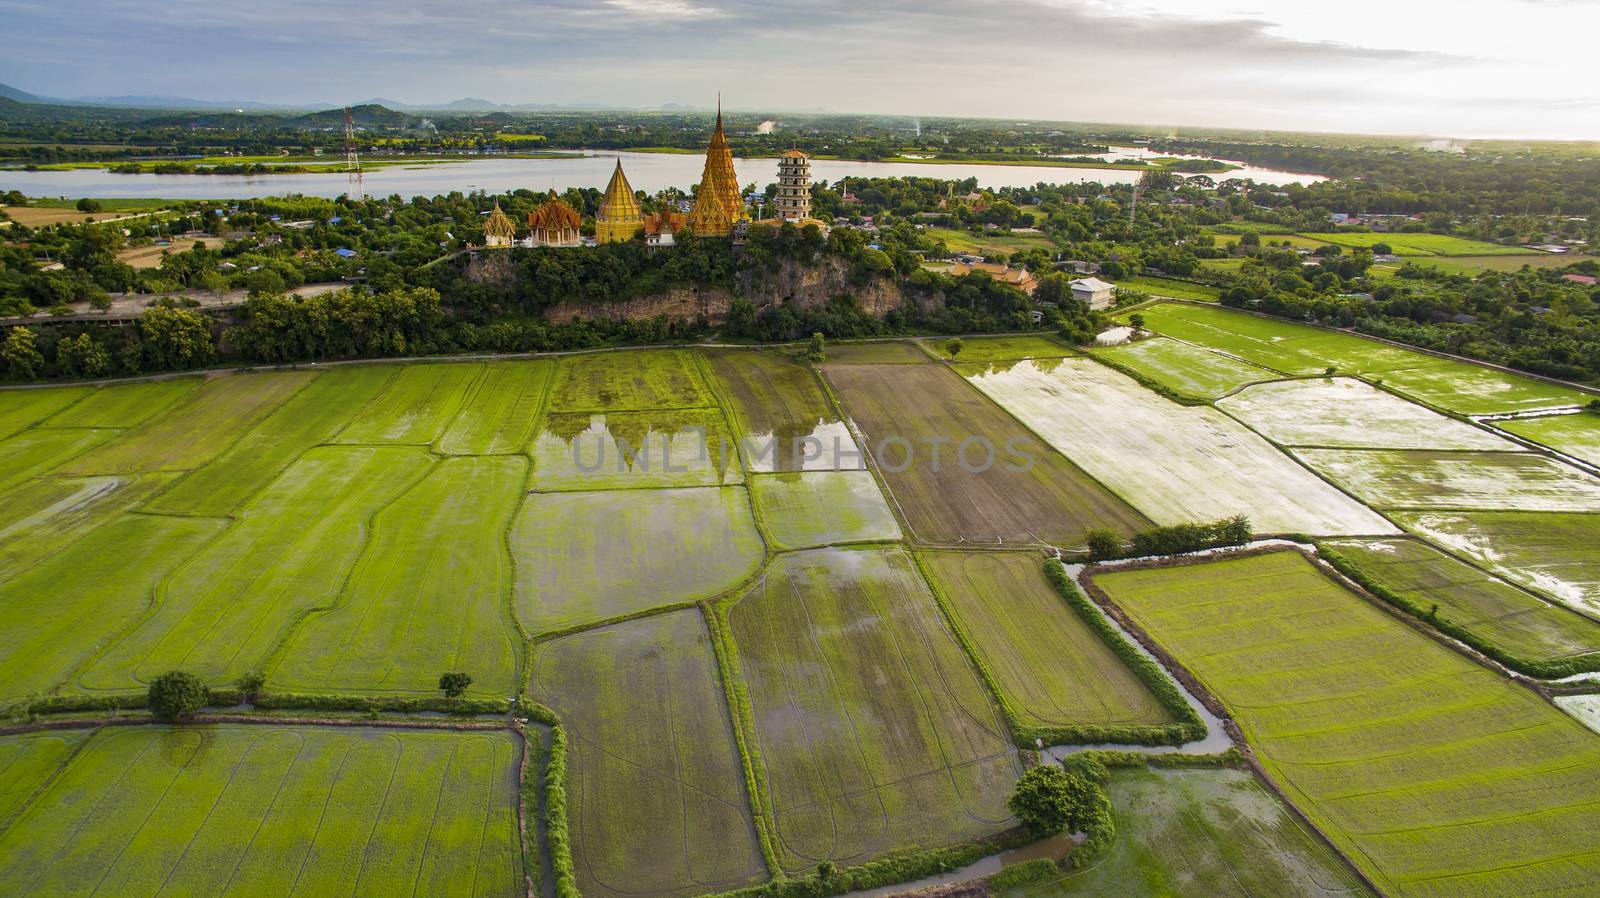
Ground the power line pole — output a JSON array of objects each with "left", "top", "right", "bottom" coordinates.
[{"left": 344, "top": 107, "right": 365, "bottom": 201}]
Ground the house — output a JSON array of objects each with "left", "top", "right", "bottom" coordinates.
[
  {"left": 951, "top": 261, "right": 1038, "bottom": 295},
  {"left": 1069, "top": 277, "right": 1116, "bottom": 310},
  {"left": 1561, "top": 274, "right": 1597, "bottom": 286},
  {"left": 1059, "top": 259, "right": 1100, "bottom": 275}
]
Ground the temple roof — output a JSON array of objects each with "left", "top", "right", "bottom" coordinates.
[
  {"left": 689, "top": 98, "right": 746, "bottom": 236},
  {"left": 483, "top": 201, "right": 517, "bottom": 239},
  {"left": 528, "top": 190, "right": 581, "bottom": 231},
  {"left": 598, "top": 159, "right": 642, "bottom": 224}
]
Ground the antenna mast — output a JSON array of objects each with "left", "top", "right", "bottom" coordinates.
[{"left": 344, "top": 107, "right": 365, "bottom": 200}]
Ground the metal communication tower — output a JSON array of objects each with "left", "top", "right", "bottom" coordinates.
[{"left": 343, "top": 107, "right": 365, "bottom": 200}]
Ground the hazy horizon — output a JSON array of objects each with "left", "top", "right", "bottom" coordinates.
[{"left": 5, "top": 0, "right": 1599, "bottom": 141}]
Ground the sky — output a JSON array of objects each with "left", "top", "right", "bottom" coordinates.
[{"left": 4, "top": 0, "right": 1600, "bottom": 139}]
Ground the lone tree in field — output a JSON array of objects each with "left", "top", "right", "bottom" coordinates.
[
  {"left": 803, "top": 332, "right": 827, "bottom": 363},
  {"left": 148, "top": 671, "right": 208, "bottom": 722},
  {"left": 946, "top": 337, "right": 964, "bottom": 358},
  {"left": 1084, "top": 528, "right": 1122, "bottom": 562},
  {"left": 439, "top": 671, "right": 473, "bottom": 698},
  {"left": 1008, "top": 766, "right": 1101, "bottom": 836}
]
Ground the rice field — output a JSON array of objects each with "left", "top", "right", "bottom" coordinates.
[
  {"left": 1375, "top": 361, "right": 1593, "bottom": 415},
  {"left": 1091, "top": 337, "right": 1277, "bottom": 399},
  {"left": 1005, "top": 766, "right": 1375, "bottom": 898},
  {"left": 0, "top": 474, "right": 177, "bottom": 584},
  {"left": 530, "top": 611, "right": 767, "bottom": 898},
  {"left": 0, "top": 426, "right": 119, "bottom": 493},
  {"left": 1497, "top": 412, "right": 1600, "bottom": 466},
  {"left": 1094, "top": 550, "right": 1600, "bottom": 898},
  {"left": 726, "top": 547, "right": 1019, "bottom": 873},
  {"left": 41, "top": 378, "right": 201, "bottom": 428},
  {"left": 919, "top": 551, "right": 1173, "bottom": 731},
  {"left": 705, "top": 349, "right": 862, "bottom": 473},
  {"left": 1390, "top": 510, "right": 1600, "bottom": 616},
  {"left": 1219, "top": 378, "right": 1513, "bottom": 449},
  {"left": 0, "top": 386, "right": 89, "bottom": 439},
  {"left": 1110, "top": 276, "right": 1221, "bottom": 302},
  {"left": 747, "top": 471, "right": 901, "bottom": 549},
  {"left": 826, "top": 362, "right": 1150, "bottom": 546},
  {"left": 548, "top": 349, "right": 714, "bottom": 412},
  {"left": 962, "top": 358, "right": 1394, "bottom": 535},
  {"left": 1324, "top": 538, "right": 1600, "bottom": 669},
  {"left": 0, "top": 725, "right": 524, "bottom": 897},
  {"left": 1295, "top": 449, "right": 1600, "bottom": 511},
  {"left": 512, "top": 486, "right": 763, "bottom": 633},
  {"left": 435, "top": 360, "right": 551, "bottom": 455},
  {"left": 926, "top": 335, "right": 1076, "bottom": 362},
  {"left": 531, "top": 409, "right": 743, "bottom": 490},
  {"left": 271, "top": 456, "right": 526, "bottom": 697},
  {"left": 1299, "top": 232, "right": 1526, "bottom": 256},
  {"left": 819, "top": 341, "right": 931, "bottom": 364},
  {"left": 0, "top": 730, "right": 88, "bottom": 824},
  {"left": 334, "top": 362, "right": 483, "bottom": 444}
]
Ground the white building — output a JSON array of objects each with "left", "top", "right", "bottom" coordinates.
[
  {"left": 773, "top": 149, "right": 812, "bottom": 222},
  {"left": 1069, "top": 277, "right": 1116, "bottom": 311}
]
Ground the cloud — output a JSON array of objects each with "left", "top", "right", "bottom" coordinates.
[{"left": 604, "top": 0, "right": 721, "bottom": 17}]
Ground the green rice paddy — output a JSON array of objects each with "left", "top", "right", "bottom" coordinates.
[
  {"left": 1497, "top": 412, "right": 1600, "bottom": 466},
  {"left": 1299, "top": 232, "right": 1526, "bottom": 256},
  {"left": 927, "top": 335, "right": 1076, "bottom": 362},
  {"left": 1092, "top": 336, "right": 1277, "bottom": 399},
  {"left": 747, "top": 471, "right": 901, "bottom": 549},
  {"left": 1389, "top": 510, "right": 1600, "bottom": 617}
]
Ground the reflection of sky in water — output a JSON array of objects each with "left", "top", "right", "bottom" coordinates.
[
  {"left": 534, "top": 413, "right": 736, "bottom": 485},
  {"left": 742, "top": 420, "right": 863, "bottom": 473}
]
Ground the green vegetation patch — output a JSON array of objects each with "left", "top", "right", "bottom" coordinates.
[
  {"left": 1110, "top": 276, "right": 1221, "bottom": 302},
  {"left": 145, "top": 365, "right": 397, "bottom": 515},
  {"left": 1218, "top": 377, "right": 1512, "bottom": 449},
  {"left": 41, "top": 378, "right": 202, "bottom": 427},
  {"left": 925, "top": 227, "right": 1058, "bottom": 256},
  {"left": 727, "top": 547, "right": 1019, "bottom": 873},
  {"left": 531, "top": 408, "right": 742, "bottom": 490},
  {"left": 549, "top": 349, "right": 714, "bottom": 412},
  {"left": 530, "top": 610, "right": 768, "bottom": 898},
  {"left": 1094, "top": 550, "right": 1600, "bottom": 898},
  {"left": 0, "top": 512, "right": 225, "bottom": 705},
  {"left": 928, "top": 335, "right": 1075, "bottom": 362},
  {"left": 819, "top": 341, "right": 931, "bottom": 364},
  {"left": 1294, "top": 448, "right": 1600, "bottom": 511},
  {"left": 0, "top": 725, "right": 523, "bottom": 897},
  {"left": 60, "top": 371, "right": 314, "bottom": 474},
  {"left": 705, "top": 349, "right": 860, "bottom": 472},
  {"left": 1497, "top": 412, "right": 1600, "bottom": 466},
  {"left": 0, "top": 426, "right": 119, "bottom": 493},
  {"left": 825, "top": 362, "right": 1149, "bottom": 546},
  {"left": 1391, "top": 510, "right": 1600, "bottom": 618},
  {"left": 0, "top": 730, "right": 89, "bottom": 826},
  {"left": 513, "top": 486, "right": 762, "bottom": 633},
  {"left": 0, "top": 474, "right": 176, "bottom": 582},
  {"left": 1002, "top": 766, "right": 1374, "bottom": 898},
  {"left": 272, "top": 456, "right": 525, "bottom": 697},
  {"left": 1325, "top": 538, "right": 1600, "bottom": 672},
  {"left": 1377, "top": 360, "right": 1593, "bottom": 415},
  {"left": 0, "top": 386, "right": 90, "bottom": 439},
  {"left": 1133, "top": 303, "right": 1425, "bottom": 376},
  {"left": 333, "top": 362, "right": 483, "bottom": 444},
  {"left": 81, "top": 447, "right": 435, "bottom": 693},
  {"left": 748, "top": 471, "right": 901, "bottom": 550},
  {"left": 1300, "top": 232, "right": 1526, "bottom": 256},
  {"left": 1092, "top": 337, "right": 1276, "bottom": 400},
  {"left": 436, "top": 360, "right": 551, "bottom": 455},
  {"left": 919, "top": 551, "right": 1173, "bottom": 731}
]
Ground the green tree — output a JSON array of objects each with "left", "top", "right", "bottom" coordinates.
[
  {"left": 56, "top": 332, "right": 110, "bottom": 378},
  {"left": 439, "top": 671, "right": 473, "bottom": 698},
  {"left": 803, "top": 331, "right": 827, "bottom": 362},
  {"left": 237, "top": 671, "right": 266, "bottom": 700},
  {"left": 138, "top": 305, "right": 215, "bottom": 370},
  {"left": 148, "top": 670, "right": 208, "bottom": 722},
  {"left": 2, "top": 326, "right": 44, "bottom": 380},
  {"left": 1128, "top": 313, "right": 1146, "bottom": 331},
  {"left": 1084, "top": 528, "right": 1122, "bottom": 562},
  {"left": 946, "top": 337, "right": 964, "bottom": 357},
  {"left": 75, "top": 197, "right": 103, "bottom": 213},
  {"left": 1008, "top": 766, "right": 1102, "bottom": 836}
]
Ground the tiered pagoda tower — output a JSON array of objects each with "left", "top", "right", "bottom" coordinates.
[
  {"left": 688, "top": 99, "right": 747, "bottom": 236},
  {"left": 595, "top": 159, "right": 643, "bottom": 244},
  {"left": 482, "top": 200, "right": 517, "bottom": 248},
  {"left": 774, "top": 149, "right": 812, "bottom": 222}
]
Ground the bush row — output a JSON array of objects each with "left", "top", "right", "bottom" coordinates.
[
  {"left": 1043, "top": 562, "right": 1206, "bottom": 744},
  {"left": 703, "top": 604, "right": 784, "bottom": 873},
  {"left": 10, "top": 689, "right": 506, "bottom": 719},
  {"left": 709, "top": 830, "right": 1034, "bottom": 898},
  {"left": 1318, "top": 545, "right": 1600, "bottom": 679},
  {"left": 542, "top": 723, "right": 580, "bottom": 898},
  {"left": 1087, "top": 516, "right": 1251, "bottom": 562}
]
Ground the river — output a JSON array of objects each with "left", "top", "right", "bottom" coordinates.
[{"left": 0, "top": 148, "right": 1321, "bottom": 201}]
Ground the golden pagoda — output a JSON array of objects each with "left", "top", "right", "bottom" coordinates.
[
  {"left": 527, "top": 190, "right": 582, "bottom": 247},
  {"left": 595, "top": 159, "right": 643, "bottom": 244},
  {"left": 688, "top": 98, "right": 747, "bottom": 237},
  {"left": 482, "top": 200, "right": 517, "bottom": 248}
]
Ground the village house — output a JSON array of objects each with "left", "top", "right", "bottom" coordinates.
[
  {"left": 1069, "top": 276, "right": 1116, "bottom": 310},
  {"left": 950, "top": 260, "right": 1038, "bottom": 295}
]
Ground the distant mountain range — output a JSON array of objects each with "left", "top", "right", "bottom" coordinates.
[{"left": 0, "top": 82, "right": 680, "bottom": 113}]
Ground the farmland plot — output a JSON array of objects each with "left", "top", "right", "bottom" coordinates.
[
  {"left": 0, "top": 386, "right": 89, "bottom": 439},
  {"left": 1299, "top": 232, "right": 1526, "bottom": 256},
  {"left": 334, "top": 362, "right": 483, "bottom": 444},
  {"left": 60, "top": 371, "right": 313, "bottom": 475},
  {"left": 548, "top": 349, "right": 713, "bottom": 412},
  {"left": 1012, "top": 766, "right": 1374, "bottom": 898},
  {"left": 0, "top": 730, "right": 88, "bottom": 825},
  {"left": 513, "top": 486, "right": 762, "bottom": 632},
  {"left": 80, "top": 448, "right": 435, "bottom": 693},
  {"left": 1094, "top": 550, "right": 1600, "bottom": 898},
  {"left": 0, "top": 426, "right": 119, "bottom": 493},
  {"left": 0, "top": 513, "right": 225, "bottom": 706},
  {"left": 919, "top": 551, "right": 1172, "bottom": 730},
  {"left": 706, "top": 349, "right": 863, "bottom": 472},
  {"left": 926, "top": 335, "right": 1074, "bottom": 362},
  {"left": 1498, "top": 413, "right": 1600, "bottom": 467},
  {"left": 1219, "top": 378, "right": 1512, "bottom": 449},
  {"left": 1325, "top": 538, "right": 1600, "bottom": 668},
  {"left": 1377, "top": 360, "right": 1592, "bottom": 415},
  {"left": 817, "top": 341, "right": 930, "bottom": 364},
  {"left": 530, "top": 611, "right": 767, "bottom": 898},
  {"left": 1296, "top": 449, "right": 1600, "bottom": 511},
  {"left": 826, "top": 362, "right": 1148, "bottom": 546},
  {"left": 962, "top": 358, "right": 1394, "bottom": 535},
  {"left": 531, "top": 409, "right": 742, "bottom": 490},
  {"left": 0, "top": 725, "right": 523, "bottom": 898},
  {"left": 146, "top": 365, "right": 396, "bottom": 515},
  {"left": 1390, "top": 511, "right": 1600, "bottom": 616},
  {"left": 0, "top": 475, "right": 178, "bottom": 583},
  {"left": 272, "top": 456, "right": 525, "bottom": 696},
  {"left": 748, "top": 471, "right": 900, "bottom": 550},
  {"left": 41, "top": 378, "right": 201, "bottom": 428},
  {"left": 1132, "top": 304, "right": 1426, "bottom": 376},
  {"left": 1092, "top": 337, "right": 1277, "bottom": 399},
  {"left": 436, "top": 360, "right": 551, "bottom": 455},
  {"left": 727, "top": 548, "right": 1019, "bottom": 872}
]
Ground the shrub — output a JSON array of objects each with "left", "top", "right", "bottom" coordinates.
[
  {"left": 1008, "top": 766, "right": 1100, "bottom": 836},
  {"left": 236, "top": 671, "right": 266, "bottom": 700},
  {"left": 148, "top": 670, "right": 207, "bottom": 721},
  {"left": 1084, "top": 528, "right": 1123, "bottom": 561},
  {"left": 1059, "top": 752, "right": 1109, "bottom": 785},
  {"left": 1128, "top": 515, "right": 1251, "bottom": 557},
  {"left": 438, "top": 671, "right": 473, "bottom": 698},
  {"left": 945, "top": 337, "right": 964, "bottom": 357},
  {"left": 989, "top": 858, "right": 1060, "bottom": 889}
]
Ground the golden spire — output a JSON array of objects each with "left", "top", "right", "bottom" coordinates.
[
  {"left": 482, "top": 199, "right": 517, "bottom": 247},
  {"left": 595, "top": 158, "right": 643, "bottom": 243},
  {"left": 689, "top": 94, "right": 746, "bottom": 236}
]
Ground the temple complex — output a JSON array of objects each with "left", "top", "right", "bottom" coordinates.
[
  {"left": 594, "top": 159, "right": 643, "bottom": 244},
  {"left": 527, "top": 190, "right": 582, "bottom": 247},
  {"left": 482, "top": 200, "right": 517, "bottom": 248},
  {"left": 688, "top": 100, "right": 747, "bottom": 236}
]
